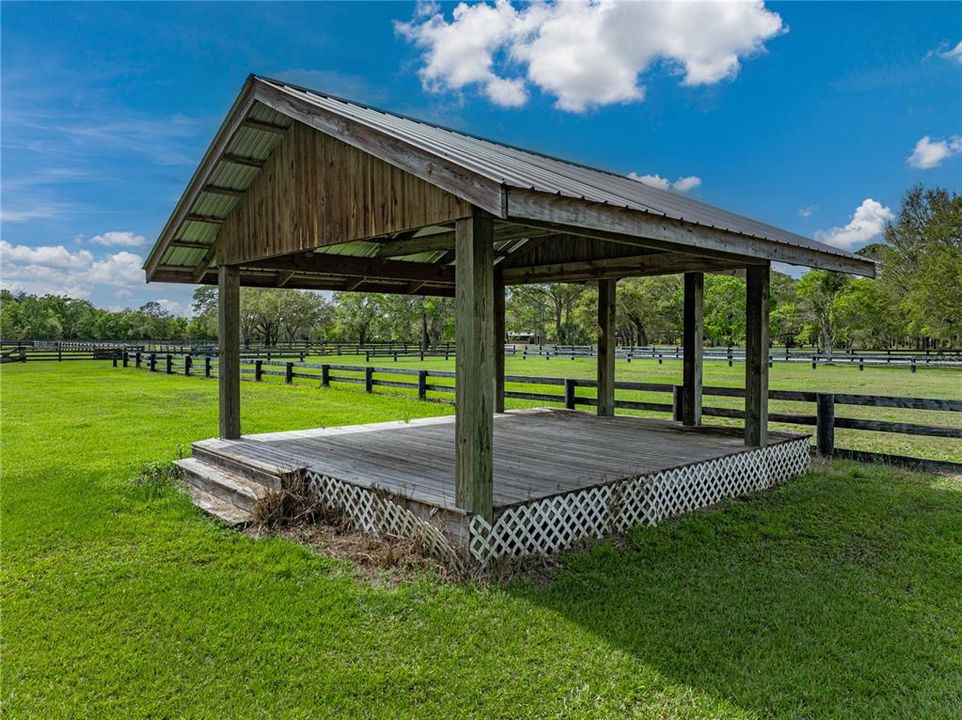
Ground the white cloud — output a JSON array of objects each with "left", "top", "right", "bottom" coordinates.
[
  {"left": 937, "top": 40, "right": 962, "bottom": 64},
  {"left": 397, "top": 0, "right": 785, "bottom": 111},
  {"left": 89, "top": 231, "right": 148, "bottom": 247},
  {"left": 627, "top": 172, "right": 702, "bottom": 193},
  {"left": 154, "top": 298, "right": 188, "bottom": 316},
  {"left": 815, "top": 199, "right": 894, "bottom": 251},
  {"left": 671, "top": 175, "right": 702, "bottom": 193},
  {"left": 906, "top": 135, "right": 962, "bottom": 169},
  {"left": 0, "top": 240, "right": 144, "bottom": 298},
  {"left": 797, "top": 205, "right": 817, "bottom": 218}
]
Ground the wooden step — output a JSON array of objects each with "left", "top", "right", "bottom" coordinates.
[
  {"left": 175, "top": 458, "right": 271, "bottom": 513},
  {"left": 187, "top": 484, "right": 253, "bottom": 526},
  {"left": 190, "top": 441, "right": 305, "bottom": 491}
]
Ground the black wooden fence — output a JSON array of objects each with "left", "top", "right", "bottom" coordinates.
[{"left": 118, "top": 352, "right": 961, "bottom": 472}]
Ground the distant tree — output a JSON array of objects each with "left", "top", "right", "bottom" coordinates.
[
  {"left": 703, "top": 275, "right": 745, "bottom": 347},
  {"left": 796, "top": 270, "right": 850, "bottom": 353},
  {"left": 333, "top": 292, "right": 383, "bottom": 344},
  {"left": 879, "top": 185, "right": 961, "bottom": 346}
]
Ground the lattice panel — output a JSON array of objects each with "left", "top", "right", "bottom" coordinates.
[
  {"left": 469, "top": 438, "right": 809, "bottom": 564},
  {"left": 305, "top": 471, "right": 462, "bottom": 566}
]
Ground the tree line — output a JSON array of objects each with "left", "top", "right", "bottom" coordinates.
[{"left": 2, "top": 186, "right": 958, "bottom": 351}]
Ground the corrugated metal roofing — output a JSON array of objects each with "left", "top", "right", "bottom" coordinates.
[
  {"left": 148, "top": 74, "right": 873, "bottom": 280},
  {"left": 260, "top": 76, "right": 863, "bottom": 265}
]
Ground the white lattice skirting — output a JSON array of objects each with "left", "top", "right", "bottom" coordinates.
[
  {"left": 306, "top": 471, "right": 464, "bottom": 566},
  {"left": 306, "top": 437, "right": 809, "bottom": 567}
]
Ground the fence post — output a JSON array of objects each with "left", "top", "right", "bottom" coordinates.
[
  {"left": 365, "top": 366, "right": 374, "bottom": 393},
  {"left": 112, "top": 354, "right": 118, "bottom": 368},
  {"left": 204, "top": 356, "right": 212, "bottom": 378},
  {"left": 910, "top": 358, "right": 916, "bottom": 373},
  {"left": 418, "top": 370, "right": 427, "bottom": 400},
  {"left": 816, "top": 393, "right": 835, "bottom": 457},
  {"left": 672, "top": 385, "right": 683, "bottom": 422},
  {"left": 184, "top": 354, "right": 192, "bottom": 376},
  {"left": 122, "top": 351, "right": 129, "bottom": 368},
  {"left": 135, "top": 352, "right": 142, "bottom": 369},
  {"left": 321, "top": 364, "right": 330, "bottom": 387},
  {"left": 149, "top": 353, "right": 156, "bottom": 372},
  {"left": 58, "top": 343, "right": 62, "bottom": 362},
  {"left": 564, "top": 378, "right": 576, "bottom": 410},
  {"left": 859, "top": 358, "right": 864, "bottom": 372},
  {"left": 812, "top": 356, "right": 817, "bottom": 370},
  {"left": 285, "top": 362, "right": 293, "bottom": 384},
  {"left": 165, "top": 354, "right": 173, "bottom": 374},
  {"left": 254, "top": 359, "right": 263, "bottom": 382}
]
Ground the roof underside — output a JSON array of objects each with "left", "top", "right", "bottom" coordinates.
[{"left": 145, "top": 75, "right": 875, "bottom": 291}]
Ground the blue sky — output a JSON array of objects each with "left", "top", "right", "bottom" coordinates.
[{"left": 2, "top": 1, "right": 960, "bottom": 315}]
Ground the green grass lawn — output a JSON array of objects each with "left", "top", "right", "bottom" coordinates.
[{"left": 2, "top": 362, "right": 961, "bottom": 718}]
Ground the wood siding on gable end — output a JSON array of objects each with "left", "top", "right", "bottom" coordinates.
[{"left": 218, "top": 122, "right": 473, "bottom": 265}]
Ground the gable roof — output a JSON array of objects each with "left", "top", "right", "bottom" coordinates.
[{"left": 145, "top": 74, "right": 875, "bottom": 281}]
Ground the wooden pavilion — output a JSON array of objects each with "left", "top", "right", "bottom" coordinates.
[{"left": 145, "top": 75, "right": 875, "bottom": 564}]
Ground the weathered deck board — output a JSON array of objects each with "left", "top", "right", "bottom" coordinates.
[{"left": 195, "top": 409, "right": 804, "bottom": 511}]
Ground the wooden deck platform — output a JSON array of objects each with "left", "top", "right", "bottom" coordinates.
[
  {"left": 195, "top": 409, "right": 801, "bottom": 513},
  {"left": 184, "top": 409, "right": 810, "bottom": 564}
]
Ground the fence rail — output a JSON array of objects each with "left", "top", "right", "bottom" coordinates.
[
  {"left": 4, "top": 338, "right": 959, "bottom": 369},
  {"left": 116, "top": 352, "right": 961, "bottom": 472},
  {"left": 366, "top": 344, "right": 962, "bottom": 370}
]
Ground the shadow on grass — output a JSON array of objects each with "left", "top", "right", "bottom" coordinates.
[{"left": 510, "top": 460, "right": 962, "bottom": 719}]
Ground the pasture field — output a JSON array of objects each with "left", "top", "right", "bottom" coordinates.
[
  {"left": 2, "top": 362, "right": 961, "bottom": 718},
  {"left": 299, "top": 354, "right": 961, "bottom": 462}
]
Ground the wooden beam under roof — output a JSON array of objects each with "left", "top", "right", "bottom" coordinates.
[
  {"left": 247, "top": 252, "right": 455, "bottom": 284},
  {"left": 169, "top": 240, "right": 211, "bottom": 250},
  {"left": 507, "top": 189, "right": 876, "bottom": 278},
  {"left": 153, "top": 267, "right": 456, "bottom": 296},
  {"left": 501, "top": 252, "right": 745, "bottom": 284}
]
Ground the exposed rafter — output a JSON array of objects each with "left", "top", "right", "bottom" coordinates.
[
  {"left": 185, "top": 213, "right": 225, "bottom": 225},
  {"left": 202, "top": 184, "right": 245, "bottom": 198},
  {"left": 221, "top": 152, "right": 264, "bottom": 168},
  {"left": 240, "top": 118, "right": 290, "bottom": 134}
]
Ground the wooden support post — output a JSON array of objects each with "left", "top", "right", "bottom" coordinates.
[
  {"left": 149, "top": 353, "right": 156, "bottom": 372},
  {"left": 418, "top": 370, "right": 428, "bottom": 401},
  {"left": 816, "top": 392, "right": 835, "bottom": 456},
  {"left": 321, "top": 364, "right": 330, "bottom": 387},
  {"left": 455, "top": 213, "right": 495, "bottom": 522},
  {"left": 494, "top": 274, "right": 506, "bottom": 413},
  {"left": 165, "top": 354, "right": 173, "bottom": 374},
  {"left": 672, "top": 385, "right": 683, "bottom": 422},
  {"left": 365, "top": 366, "right": 374, "bottom": 393},
  {"left": 204, "top": 356, "right": 212, "bottom": 378},
  {"left": 285, "top": 362, "right": 293, "bottom": 384},
  {"left": 184, "top": 354, "right": 192, "bottom": 376},
  {"left": 122, "top": 352, "right": 128, "bottom": 368},
  {"left": 564, "top": 378, "right": 577, "bottom": 410},
  {"left": 745, "top": 264, "right": 770, "bottom": 447},
  {"left": 596, "top": 279, "right": 616, "bottom": 417},
  {"left": 682, "top": 272, "right": 704, "bottom": 426},
  {"left": 135, "top": 352, "right": 141, "bottom": 368},
  {"left": 254, "top": 359, "right": 263, "bottom": 381},
  {"left": 218, "top": 264, "right": 241, "bottom": 439}
]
